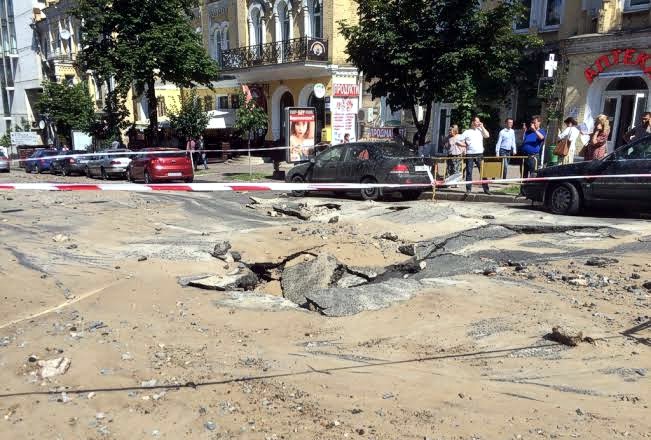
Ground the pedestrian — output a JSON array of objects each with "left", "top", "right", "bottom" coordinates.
[
  {"left": 521, "top": 115, "right": 546, "bottom": 179},
  {"left": 556, "top": 117, "right": 580, "bottom": 165},
  {"left": 198, "top": 135, "right": 208, "bottom": 170},
  {"left": 186, "top": 137, "right": 196, "bottom": 167},
  {"left": 444, "top": 124, "right": 464, "bottom": 179},
  {"left": 111, "top": 139, "right": 120, "bottom": 149},
  {"left": 583, "top": 114, "right": 609, "bottom": 161},
  {"left": 460, "top": 116, "right": 490, "bottom": 194},
  {"left": 624, "top": 112, "right": 651, "bottom": 144},
  {"left": 495, "top": 118, "right": 517, "bottom": 179}
]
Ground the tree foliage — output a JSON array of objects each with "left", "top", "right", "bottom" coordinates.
[
  {"left": 169, "top": 89, "right": 209, "bottom": 140},
  {"left": 234, "top": 93, "right": 268, "bottom": 142},
  {"left": 74, "top": 0, "right": 220, "bottom": 135},
  {"left": 339, "top": 0, "right": 543, "bottom": 136},
  {"left": 37, "top": 80, "right": 95, "bottom": 142}
]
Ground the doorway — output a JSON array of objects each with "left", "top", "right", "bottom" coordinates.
[
  {"left": 279, "top": 91, "right": 294, "bottom": 144},
  {"left": 601, "top": 77, "right": 649, "bottom": 151},
  {"left": 308, "top": 92, "right": 325, "bottom": 143}
]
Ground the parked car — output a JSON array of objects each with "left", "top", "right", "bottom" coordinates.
[
  {"left": 285, "top": 142, "right": 430, "bottom": 201},
  {"left": 522, "top": 135, "right": 651, "bottom": 215},
  {"left": 50, "top": 150, "right": 91, "bottom": 176},
  {"left": 127, "top": 148, "right": 193, "bottom": 183},
  {"left": 24, "top": 149, "right": 59, "bottom": 173},
  {"left": 0, "top": 151, "right": 9, "bottom": 172},
  {"left": 85, "top": 149, "right": 132, "bottom": 179}
]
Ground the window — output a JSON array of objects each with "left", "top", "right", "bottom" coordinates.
[
  {"left": 212, "top": 29, "right": 222, "bottom": 64},
  {"left": 544, "top": 0, "right": 562, "bottom": 27},
  {"left": 281, "top": 3, "right": 290, "bottom": 42},
  {"left": 203, "top": 96, "right": 213, "bottom": 112},
  {"left": 217, "top": 96, "right": 229, "bottom": 109},
  {"left": 317, "top": 146, "right": 344, "bottom": 162},
  {"left": 615, "top": 137, "right": 651, "bottom": 160},
  {"left": 251, "top": 8, "right": 263, "bottom": 46},
  {"left": 230, "top": 94, "right": 240, "bottom": 109},
  {"left": 157, "top": 97, "right": 166, "bottom": 117},
  {"left": 515, "top": 0, "right": 532, "bottom": 30},
  {"left": 312, "top": 0, "right": 322, "bottom": 38},
  {"left": 625, "top": 0, "right": 651, "bottom": 11},
  {"left": 64, "top": 75, "right": 75, "bottom": 85}
]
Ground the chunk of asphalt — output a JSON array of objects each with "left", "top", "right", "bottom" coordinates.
[
  {"left": 304, "top": 278, "right": 421, "bottom": 317},
  {"left": 281, "top": 253, "right": 340, "bottom": 305}
]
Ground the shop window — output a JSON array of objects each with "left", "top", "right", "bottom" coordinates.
[
  {"left": 230, "top": 94, "right": 240, "bottom": 109},
  {"left": 606, "top": 77, "right": 647, "bottom": 91},
  {"left": 217, "top": 96, "right": 229, "bottom": 110}
]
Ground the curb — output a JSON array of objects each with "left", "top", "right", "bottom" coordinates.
[{"left": 430, "top": 191, "right": 529, "bottom": 204}]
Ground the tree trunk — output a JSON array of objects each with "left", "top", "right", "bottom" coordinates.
[
  {"left": 146, "top": 77, "right": 158, "bottom": 145},
  {"left": 410, "top": 103, "right": 432, "bottom": 146}
]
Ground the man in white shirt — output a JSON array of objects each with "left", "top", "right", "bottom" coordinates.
[
  {"left": 496, "top": 118, "right": 516, "bottom": 179},
  {"left": 460, "top": 116, "right": 490, "bottom": 194}
]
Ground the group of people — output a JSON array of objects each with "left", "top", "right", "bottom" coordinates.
[{"left": 438, "top": 110, "right": 651, "bottom": 193}]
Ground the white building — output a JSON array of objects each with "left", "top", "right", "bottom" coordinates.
[{"left": 0, "top": 0, "right": 44, "bottom": 136}]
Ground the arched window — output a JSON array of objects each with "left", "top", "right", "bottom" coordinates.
[
  {"left": 281, "top": 3, "right": 290, "bottom": 42},
  {"left": 251, "top": 8, "right": 263, "bottom": 46},
  {"left": 312, "top": 0, "right": 322, "bottom": 39}
]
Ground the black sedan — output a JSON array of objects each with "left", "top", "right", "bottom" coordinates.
[
  {"left": 522, "top": 135, "right": 651, "bottom": 215},
  {"left": 285, "top": 142, "right": 431, "bottom": 201},
  {"left": 50, "top": 151, "right": 91, "bottom": 176}
]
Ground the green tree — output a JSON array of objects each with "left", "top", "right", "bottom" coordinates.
[
  {"left": 234, "top": 92, "right": 268, "bottom": 178},
  {"left": 37, "top": 80, "right": 95, "bottom": 144},
  {"left": 339, "top": 0, "right": 542, "bottom": 138},
  {"left": 74, "top": 0, "right": 220, "bottom": 140},
  {"left": 169, "top": 89, "right": 209, "bottom": 141}
]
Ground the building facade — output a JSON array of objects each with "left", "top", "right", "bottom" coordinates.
[{"left": 192, "top": 0, "right": 365, "bottom": 147}]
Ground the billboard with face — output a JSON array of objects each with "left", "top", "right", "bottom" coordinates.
[{"left": 286, "top": 107, "right": 316, "bottom": 163}]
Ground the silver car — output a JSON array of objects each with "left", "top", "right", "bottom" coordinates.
[
  {"left": 86, "top": 149, "right": 132, "bottom": 179},
  {"left": 0, "top": 152, "right": 9, "bottom": 172}
]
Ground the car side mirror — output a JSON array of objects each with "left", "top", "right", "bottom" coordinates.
[{"left": 310, "top": 157, "right": 316, "bottom": 164}]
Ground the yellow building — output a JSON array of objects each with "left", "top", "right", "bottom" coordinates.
[{"left": 192, "top": 0, "right": 363, "bottom": 146}]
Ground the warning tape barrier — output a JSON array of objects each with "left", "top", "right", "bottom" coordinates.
[{"left": 1, "top": 174, "right": 650, "bottom": 192}]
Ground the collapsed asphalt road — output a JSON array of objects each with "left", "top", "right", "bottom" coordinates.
[{"left": 0, "top": 187, "right": 650, "bottom": 439}]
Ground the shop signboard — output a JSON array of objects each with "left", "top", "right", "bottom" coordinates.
[
  {"left": 584, "top": 48, "right": 651, "bottom": 83},
  {"left": 286, "top": 107, "right": 316, "bottom": 163},
  {"left": 10, "top": 131, "right": 41, "bottom": 147},
  {"left": 367, "top": 127, "right": 406, "bottom": 140}
]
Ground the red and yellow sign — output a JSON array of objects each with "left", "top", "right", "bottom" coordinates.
[{"left": 584, "top": 48, "right": 651, "bottom": 83}]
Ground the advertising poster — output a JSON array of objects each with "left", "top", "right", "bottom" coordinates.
[
  {"left": 286, "top": 107, "right": 316, "bottom": 163},
  {"left": 331, "top": 83, "right": 359, "bottom": 145}
]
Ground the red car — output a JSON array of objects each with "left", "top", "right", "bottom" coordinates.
[{"left": 126, "top": 148, "right": 194, "bottom": 183}]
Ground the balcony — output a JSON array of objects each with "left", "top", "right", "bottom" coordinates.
[
  {"left": 221, "top": 37, "right": 328, "bottom": 71},
  {"left": 46, "top": 51, "right": 77, "bottom": 64}
]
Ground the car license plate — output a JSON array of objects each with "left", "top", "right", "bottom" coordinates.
[
  {"left": 167, "top": 172, "right": 182, "bottom": 177},
  {"left": 415, "top": 165, "right": 429, "bottom": 172}
]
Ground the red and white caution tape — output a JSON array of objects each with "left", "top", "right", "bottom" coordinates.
[{"left": 0, "top": 174, "right": 650, "bottom": 192}]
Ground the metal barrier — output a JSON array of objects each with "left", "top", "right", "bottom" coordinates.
[{"left": 426, "top": 155, "right": 537, "bottom": 182}]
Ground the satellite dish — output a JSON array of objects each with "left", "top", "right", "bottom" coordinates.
[{"left": 60, "top": 29, "right": 71, "bottom": 40}]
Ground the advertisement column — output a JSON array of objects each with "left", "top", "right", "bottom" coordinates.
[{"left": 331, "top": 83, "right": 359, "bottom": 145}]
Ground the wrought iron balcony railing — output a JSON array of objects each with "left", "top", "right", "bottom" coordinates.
[
  {"left": 46, "top": 51, "right": 77, "bottom": 64},
  {"left": 221, "top": 37, "right": 328, "bottom": 70}
]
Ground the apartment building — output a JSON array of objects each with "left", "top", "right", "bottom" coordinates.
[{"left": 192, "top": 0, "right": 364, "bottom": 146}]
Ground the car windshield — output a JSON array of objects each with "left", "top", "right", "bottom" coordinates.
[
  {"left": 613, "top": 136, "right": 651, "bottom": 160},
  {"left": 0, "top": 152, "right": 6, "bottom": 159}
]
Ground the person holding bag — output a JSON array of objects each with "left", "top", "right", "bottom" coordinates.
[{"left": 555, "top": 117, "right": 580, "bottom": 165}]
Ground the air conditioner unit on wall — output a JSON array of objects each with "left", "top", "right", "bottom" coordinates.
[{"left": 358, "top": 108, "right": 374, "bottom": 123}]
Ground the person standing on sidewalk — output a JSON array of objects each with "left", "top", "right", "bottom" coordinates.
[
  {"left": 495, "top": 118, "right": 516, "bottom": 179},
  {"left": 557, "top": 117, "right": 580, "bottom": 165},
  {"left": 460, "top": 116, "right": 490, "bottom": 194},
  {"left": 197, "top": 135, "right": 208, "bottom": 170},
  {"left": 444, "top": 124, "right": 464, "bottom": 178},
  {"left": 521, "top": 115, "right": 546, "bottom": 178}
]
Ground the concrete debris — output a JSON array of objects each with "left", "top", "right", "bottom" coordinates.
[
  {"left": 328, "top": 216, "right": 339, "bottom": 224},
  {"left": 211, "top": 241, "right": 232, "bottom": 257},
  {"left": 336, "top": 273, "right": 368, "bottom": 288},
  {"left": 272, "top": 203, "right": 312, "bottom": 220},
  {"left": 546, "top": 326, "right": 595, "bottom": 347},
  {"left": 37, "top": 357, "right": 71, "bottom": 379},
  {"left": 52, "top": 234, "right": 70, "bottom": 242},
  {"left": 643, "top": 281, "right": 651, "bottom": 290},
  {"left": 398, "top": 244, "right": 416, "bottom": 256},
  {"left": 585, "top": 257, "right": 619, "bottom": 267},
  {"left": 188, "top": 268, "right": 258, "bottom": 291},
  {"left": 141, "top": 379, "right": 158, "bottom": 387},
  {"left": 138, "top": 256, "right": 148, "bottom": 262},
  {"left": 379, "top": 232, "right": 399, "bottom": 242}
]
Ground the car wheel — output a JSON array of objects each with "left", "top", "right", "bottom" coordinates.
[
  {"left": 401, "top": 190, "right": 422, "bottom": 201},
  {"left": 25, "top": 166, "right": 31, "bottom": 173},
  {"left": 144, "top": 170, "right": 153, "bottom": 184},
  {"left": 37, "top": 165, "right": 43, "bottom": 174},
  {"left": 126, "top": 167, "right": 133, "bottom": 182},
  {"left": 360, "top": 177, "right": 381, "bottom": 201},
  {"left": 184, "top": 177, "right": 194, "bottom": 183},
  {"left": 100, "top": 167, "right": 108, "bottom": 180},
  {"left": 62, "top": 167, "right": 69, "bottom": 177},
  {"left": 290, "top": 174, "right": 307, "bottom": 197},
  {"left": 547, "top": 183, "right": 581, "bottom": 215}
]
